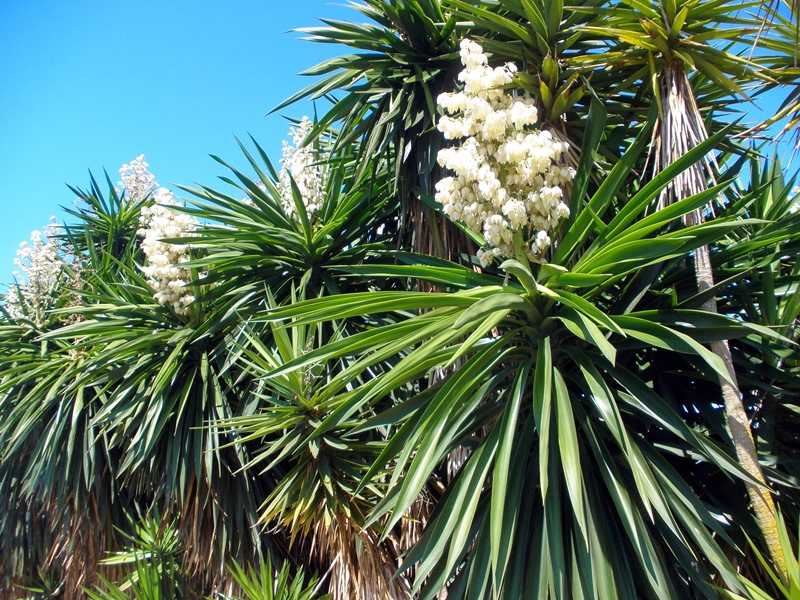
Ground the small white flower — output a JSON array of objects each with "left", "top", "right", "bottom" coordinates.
[{"left": 531, "top": 230, "right": 552, "bottom": 255}]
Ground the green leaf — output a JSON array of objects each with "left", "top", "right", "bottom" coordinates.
[
  {"left": 452, "top": 291, "right": 529, "bottom": 330},
  {"left": 554, "top": 105, "right": 657, "bottom": 265},
  {"left": 490, "top": 360, "right": 532, "bottom": 593},
  {"left": 553, "top": 368, "right": 588, "bottom": 551},
  {"left": 538, "top": 285, "right": 625, "bottom": 335},
  {"left": 557, "top": 307, "right": 617, "bottom": 364},
  {"left": 613, "top": 314, "right": 737, "bottom": 388}
]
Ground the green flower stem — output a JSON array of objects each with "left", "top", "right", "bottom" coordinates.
[{"left": 512, "top": 230, "right": 531, "bottom": 272}]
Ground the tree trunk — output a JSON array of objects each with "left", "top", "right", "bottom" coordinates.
[
  {"left": 689, "top": 212, "right": 788, "bottom": 581},
  {"left": 658, "top": 62, "right": 788, "bottom": 582}
]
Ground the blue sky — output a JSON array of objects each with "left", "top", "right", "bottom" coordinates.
[{"left": 0, "top": 0, "right": 354, "bottom": 285}]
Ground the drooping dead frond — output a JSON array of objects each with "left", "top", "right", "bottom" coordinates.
[
  {"left": 653, "top": 61, "right": 716, "bottom": 213},
  {"left": 311, "top": 513, "right": 413, "bottom": 600},
  {"left": 39, "top": 500, "right": 117, "bottom": 600}
]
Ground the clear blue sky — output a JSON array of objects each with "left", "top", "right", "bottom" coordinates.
[{"left": 0, "top": 0, "right": 354, "bottom": 286}]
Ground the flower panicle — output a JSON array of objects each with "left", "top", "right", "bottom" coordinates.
[
  {"left": 435, "top": 38, "right": 575, "bottom": 267},
  {"left": 118, "top": 154, "right": 157, "bottom": 204},
  {"left": 279, "top": 117, "right": 328, "bottom": 221},
  {"left": 137, "top": 186, "right": 200, "bottom": 316},
  {"left": 4, "top": 217, "right": 83, "bottom": 326}
]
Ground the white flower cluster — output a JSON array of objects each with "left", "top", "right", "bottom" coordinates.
[
  {"left": 279, "top": 117, "right": 328, "bottom": 220},
  {"left": 118, "top": 154, "right": 157, "bottom": 204},
  {"left": 4, "top": 218, "right": 82, "bottom": 326},
  {"left": 137, "top": 187, "right": 199, "bottom": 315},
  {"left": 435, "top": 39, "right": 574, "bottom": 267}
]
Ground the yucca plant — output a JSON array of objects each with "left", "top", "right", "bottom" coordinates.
[
  {"left": 224, "top": 554, "right": 329, "bottom": 600},
  {"left": 187, "top": 129, "right": 423, "bottom": 598},
  {"left": 3, "top": 1, "right": 800, "bottom": 598},
  {"left": 251, "top": 109, "right": 798, "bottom": 598},
  {"left": 584, "top": 0, "right": 786, "bottom": 576},
  {"left": 0, "top": 200, "right": 125, "bottom": 595},
  {"left": 86, "top": 508, "right": 188, "bottom": 600},
  {"left": 217, "top": 295, "right": 417, "bottom": 599},
  {"left": 37, "top": 235, "right": 266, "bottom": 589},
  {"left": 1, "top": 169, "right": 264, "bottom": 596}
]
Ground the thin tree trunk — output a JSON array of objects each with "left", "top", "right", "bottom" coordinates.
[
  {"left": 689, "top": 213, "right": 788, "bottom": 581},
  {"left": 657, "top": 62, "right": 788, "bottom": 582}
]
